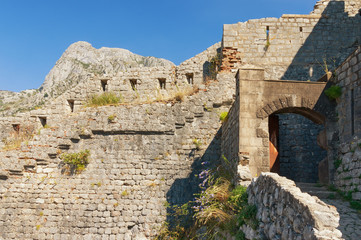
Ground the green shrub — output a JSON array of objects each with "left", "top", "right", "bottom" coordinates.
[
  {"left": 192, "top": 138, "right": 202, "bottom": 150},
  {"left": 220, "top": 111, "right": 229, "bottom": 123},
  {"left": 238, "top": 204, "right": 259, "bottom": 230},
  {"left": 155, "top": 163, "right": 253, "bottom": 239},
  {"left": 108, "top": 114, "right": 116, "bottom": 122},
  {"left": 60, "top": 150, "right": 90, "bottom": 174},
  {"left": 325, "top": 85, "right": 342, "bottom": 100},
  {"left": 350, "top": 200, "right": 361, "bottom": 211},
  {"left": 86, "top": 92, "right": 121, "bottom": 107},
  {"left": 334, "top": 158, "right": 342, "bottom": 169}
]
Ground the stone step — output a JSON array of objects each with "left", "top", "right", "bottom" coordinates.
[{"left": 296, "top": 182, "right": 334, "bottom": 199}]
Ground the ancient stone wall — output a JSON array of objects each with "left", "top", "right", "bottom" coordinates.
[
  {"left": 278, "top": 114, "right": 327, "bottom": 183},
  {"left": 0, "top": 70, "right": 235, "bottom": 239},
  {"left": 246, "top": 173, "right": 342, "bottom": 240},
  {"left": 221, "top": 0, "right": 360, "bottom": 183},
  {"left": 333, "top": 46, "right": 361, "bottom": 199},
  {"left": 0, "top": 44, "right": 223, "bottom": 150},
  {"left": 177, "top": 43, "right": 221, "bottom": 85},
  {"left": 221, "top": 0, "right": 361, "bottom": 81},
  {"left": 311, "top": 0, "right": 361, "bottom": 16},
  {"left": 227, "top": 67, "right": 327, "bottom": 178},
  {"left": 335, "top": 140, "right": 361, "bottom": 200},
  {"left": 335, "top": 46, "right": 361, "bottom": 143}
]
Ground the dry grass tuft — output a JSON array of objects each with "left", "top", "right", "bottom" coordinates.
[
  {"left": 2, "top": 125, "right": 35, "bottom": 151},
  {"left": 86, "top": 92, "right": 122, "bottom": 107},
  {"left": 169, "top": 85, "right": 199, "bottom": 103},
  {"left": 195, "top": 207, "right": 231, "bottom": 226}
]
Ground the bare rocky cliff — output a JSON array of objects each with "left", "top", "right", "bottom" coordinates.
[{"left": 0, "top": 41, "right": 174, "bottom": 116}]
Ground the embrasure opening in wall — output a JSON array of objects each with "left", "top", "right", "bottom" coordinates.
[
  {"left": 38, "top": 117, "right": 47, "bottom": 127},
  {"left": 130, "top": 79, "right": 137, "bottom": 90},
  {"left": 101, "top": 79, "right": 108, "bottom": 92},
  {"left": 299, "top": 27, "right": 303, "bottom": 32},
  {"left": 67, "top": 100, "right": 75, "bottom": 112},
  {"left": 186, "top": 73, "right": 194, "bottom": 84},
  {"left": 158, "top": 78, "right": 166, "bottom": 89},
  {"left": 12, "top": 124, "right": 20, "bottom": 133}
]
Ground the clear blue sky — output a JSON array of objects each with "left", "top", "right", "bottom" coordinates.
[{"left": 0, "top": 0, "right": 317, "bottom": 92}]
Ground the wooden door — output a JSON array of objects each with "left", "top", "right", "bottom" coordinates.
[{"left": 269, "top": 115, "right": 280, "bottom": 173}]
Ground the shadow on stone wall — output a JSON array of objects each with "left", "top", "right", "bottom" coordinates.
[
  {"left": 281, "top": 1, "right": 360, "bottom": 81},
  {"left": 202, "top": 48, "right": 221, "bottom": 82},
  {"left": 277, "top": 1, "right": 360, "bottom": 183},
  {"left": 165, "top": 128, "right": 222, "bottom": 229}
]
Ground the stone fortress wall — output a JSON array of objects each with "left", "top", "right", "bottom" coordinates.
[
  {"left": 221, "top": 0, "right": 361, "bottom": 183},
  {"left": 221, "top": 0, "right": 361, "bottom": 80},
  {"left": 0, "top": 42, "right": 237, "bottom": 239},
  {"left": 0, "top": 0, "right": 361, "bottom": 239},
  {"left": 333, "top": 46, "right": 361, "bottom": 200},
  {"left": 0, "top": 43, "right": 222, "bottom": 149}
]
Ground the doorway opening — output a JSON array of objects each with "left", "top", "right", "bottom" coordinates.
[{"left": 268, "top": 113, "right": 327, "bottom": 183}]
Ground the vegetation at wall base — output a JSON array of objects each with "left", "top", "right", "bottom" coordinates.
[
  {"left": 154, "top": 158, "right": 257, "bottom": 239},
  {"left": 327, "top": 184, "right": 361, "bottom": 212}
]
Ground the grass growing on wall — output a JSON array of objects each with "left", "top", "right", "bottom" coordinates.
[
  {"left": 219, "top": 111, "right": 229, "bottom": 123},
  {"left": 86, "top": 92, "right": 122, "bottom": 107},
  {"left": 2, "top": 125, "right": 35, "bottom": 151}
]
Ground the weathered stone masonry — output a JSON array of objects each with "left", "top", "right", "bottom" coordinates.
[
  {"left": 333, "top": 46, "right": 361, "bottom": 200},
  {"left": 246, "top": 173, "right": 342, "bottom": 240},
  {"left": 0, "top": 1, "right": 361, "bottom": 239}
]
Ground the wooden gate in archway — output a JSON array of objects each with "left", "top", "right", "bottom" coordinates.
[{"left": 269, "top": 115, "right": 280, "bottom": 173}]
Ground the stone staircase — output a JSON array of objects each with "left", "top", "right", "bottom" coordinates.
[{"left": 296, "top": 182, "right": 335, "bottom": 199}]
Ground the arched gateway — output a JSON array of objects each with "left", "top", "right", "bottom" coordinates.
[{"left": 221, "top": 67, "right": 334, "bottom": 183}]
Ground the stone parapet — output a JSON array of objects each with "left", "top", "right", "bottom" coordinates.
[{"left": 247, "top": 173, "right": 342, "bottom": 240}]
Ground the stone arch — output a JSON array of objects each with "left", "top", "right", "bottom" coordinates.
[
  {"left": 256, "top": 96, "right": 325, "bottom": 124},
  {"left": 255, "top": 97, "right": 327, "bottom": 183}
]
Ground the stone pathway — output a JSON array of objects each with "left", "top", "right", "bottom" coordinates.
[
  {"left": 322, "top": 198, "right": 361, "bottom": 240},
  {"left": 297, "top": 183, "right": 361, "bottom": 240}
]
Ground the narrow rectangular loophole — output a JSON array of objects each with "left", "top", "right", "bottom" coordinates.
[
  {"left": 67, "top": 100, "right": 75, "bottom": 112},
  {"left": 39, "top": 117, "right": 47, "bottom": 127},
  {"left": 299, "top": 27, "right": 303, "bottom": 32},
  {"left": 12, "top": 124, "right": 20, "bottom": 133},
  {"left": 266, "top": 26, "right": 270, "bottom": 39},
  {"left": 101, "top": 80, "right": 108, "bottom": 92},
  {"left": 351, "top": 89, "right": 355, "bottom": 135},
  {"left": 130, "top": 79, "right": 137, "bottom": 90},
  {"left": 186, "top": 73, "right": 194, "bottom": 84},
  {"left": 158, "top": 78, "right": 166, "bottom": 89}
]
